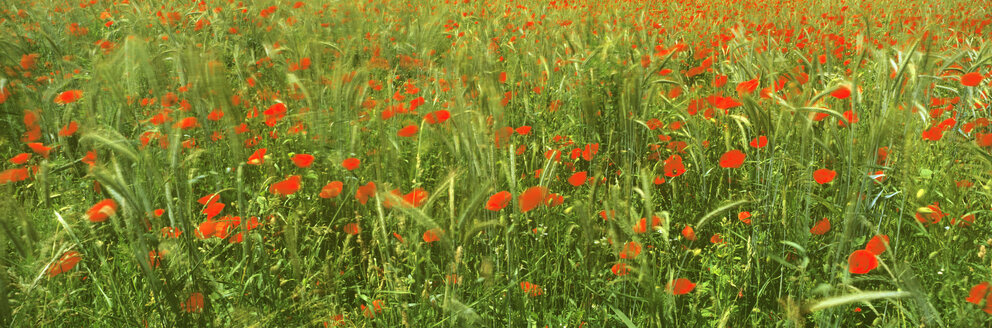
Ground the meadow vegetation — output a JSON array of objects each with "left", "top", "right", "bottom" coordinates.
[{"left": 1, "top": 0, "right": 992, "bottom": 326}]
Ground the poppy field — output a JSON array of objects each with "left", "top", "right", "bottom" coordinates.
[{"left": 3, "top": 0, "right": 992, "bottom": 326}]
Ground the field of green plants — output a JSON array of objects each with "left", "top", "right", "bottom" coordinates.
[{"left": 2, "top": 0, "right": 992, "bottom": 326}]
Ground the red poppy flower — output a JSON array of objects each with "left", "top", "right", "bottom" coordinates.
[
  {"left": 633, "top": 215, "right": 663, "bottom": 233},
  {"left": 518, "top": 186, "right": 549, "bottom": 212},
  {"left": 81, "top": 151, "right": 97, "bottom": 167},
  {"left": 830, "top": 85, "right": 851, "bottom": 99},
  {"left": 668, "top": 278, "right": 696, "bottom": 295},
  {"left": 54, "top": 90, "right": 83, "bottom": 104},
  {"left": 381, "top": 189, "right": 405, "bottom": 209},
  {"left": 207, "top": 108, "right": 224, "bottom": 121},
  {"left": 664, "top": 154, "right": 686, "bottom": 177},
  {"left": 520, "top": 281, "right": 544, "bottom": 297},
  {"left": 247, "top": 148, "right": 267, "bottom": 165},
  {"left": 738, "top": 211, "right": 752, "bottom": 225},
  {"left": 0, "top": 168, "right": 30, "bottom": 184},
  {"left": 161, "top": 227, "right": 182, "bottom": 239},
  {"left": 148, "top": 250, "right": 162, "bottom": 268},
  {"left": 402, "top": 188, "right": 428, "bottom": 207},
  {"left": 355, "top": 181, "right": 376, "bottom": 205},
  {"left": 713, "top": 75, "right": 728, "bottom": 87},
  {"left": 713, "top": 96, "right": 742, "bottom": 110},
  {"left": 810, "top": 218, "right": 831, "bottom": 235},
  {"left": 486, "top": 191, "right": 511, "bottom": 211},
  {"left": 58, "top": 121, "right": 79, "bottom": 137},
  {"left": 27, "top": 142, "right": 51, "bottom": 159},
  {"left": 244, "top": 216, "right": 260, "bottom": 231},
  {"left": 424, "top": 110, "right": 451, "bottom": 124},
  {"left": 361, "top": 300, "right": 385, "bottom": 318},
  {"left": 269, "top": 175, "right": 301, "bottom": 196},
  {"left": 20, "top": 53, "right": 38, "bottom": 70},
  {"left": 343, "top": 223, "right": 361, "bottom": 235},
  {"left": 292, "top": 153, "right": 314, "bottom": 168},
  {"left": 86, "top": 199, "right": 118, "bottom": 222},
  {"left": 568, "top": 171, "right": 588, "bottom": 186},
  {"left": 175, "top": 117, "right": 199, "bottom": 129},
  {"left": 719, "top": 149, "right": 746, "bottom": 168},
  {"left": 620, "top": 241, "right": 642, "bottom": 259},
  {"left": 9, "top": 153, "right": 31, "bottom": 164},
  {"left": 749, "top": 135, "right": 768, "bottom": 148},
  {"left": 372, "top": 299, "right": 385, "bottom": 315},
  {"left": 865, "top": 235, "right": 889, "bottom": 255},
  {"left": 195, "top": 220, "right": 216, "bottom": 239},
  {"left": 736, "top": 78, "right": 760, "bottom": 94},
  {"left": 965, "top": 281, "right": 992, "bottom": 304},
  {"left": 493, "top": 127, "right": 514, "bottom": 148},
  {"left": 847, "top": 249, "right": 878, "bottom": 274},
  {"left": 915, "top": 202, "right": 946, "bottom": 225},
  {"left": 48, "top": 250, "right": 82, "bottom": 277},
  {"left": 23, "top": 122, "right": 41, "bottom": 142},
  {"left": 342, "top": 157, "right": 360, "bottom": 171},
  {"left": 876, "top": 147, "right": 889, "bottom": 164},
  {"left": 813, "top": 168, "right": 836, "bottom": 184},
  {"left": 217, "top": 220, "right": 236, "bottom": 239},
  {"left": 953, "top": 214, "right": 975, "bottom": 227},
  {"left": 263, "top": 102, "right": 287, "bottom": 123},
  {"left": 870, "top": 170, "right": 886, "bottom": 183},
  {"left": 611, "top": 263, "right": 630, "bottom": 276},
  {"left": 197, "top": 193, "right": 220, "bottom": 206},
  {"left": 423, "top": 228, "right": 442, "bottom": 243},
  {"left": 838, "top": 110, "right": 858, "bottom": 127},
  {"left": 681, "top": 225, "right": 696, "bottom": 241},
  {"left": 922, "top": 125, "right": 947, "bottom": 141},
  {"left": 319, "top": 181, "right": 343, "bottom": 198},
  {"left": 397, "top": 125, "right": 418, "bottom": 137},
  {"left": 961, "top": 72, "right": 984, "bottom": 87},
  {"left": 582, "top": 144, "right": 599, "bottom": 161},
  {"left": 202, "top": 202, "right": 225, "bottom": 220},
  {"left": 181, "top": 292, "right": 204, "bottom": 313}
]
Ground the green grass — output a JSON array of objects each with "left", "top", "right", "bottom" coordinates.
[{"left": 1, "top": 0, "right": 992, "bottom": 326}]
